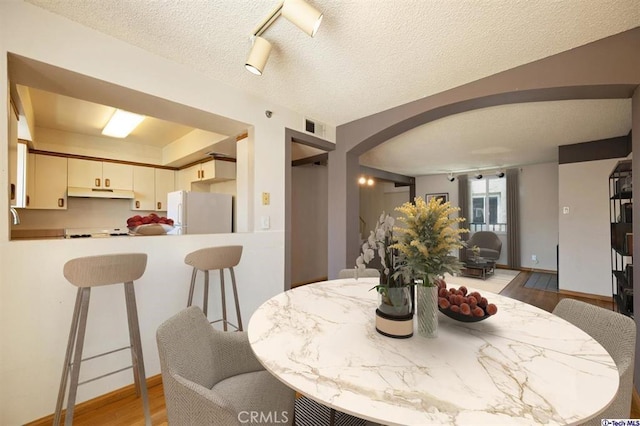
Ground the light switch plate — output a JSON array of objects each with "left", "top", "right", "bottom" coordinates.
[{"left": 261, "top": 216, "right": 270, "bottom": 229}]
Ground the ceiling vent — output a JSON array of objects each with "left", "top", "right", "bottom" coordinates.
[{"left": 304, "top": 117, "right": 325, "bottom": 137}]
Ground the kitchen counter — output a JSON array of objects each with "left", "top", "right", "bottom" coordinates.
[{"left": 11, "top": 228, "right": 65, "bottom": 240}]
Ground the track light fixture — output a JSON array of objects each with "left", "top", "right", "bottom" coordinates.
[
  {"left": 245, "top": 36, "right": 273, "bottom": 75},
  {"left": 245, "top": 0, "right": 323, "bottom": 75},
  {"left": 447, "top": 173, "right": 455, "bottom": 182},
  {"left": 475, "top": 173, "right": 483, "bottom": 180},
  {"left": 496, "top": 170, "right": 505, "bottom": 178}
]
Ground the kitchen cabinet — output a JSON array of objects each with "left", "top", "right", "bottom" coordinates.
[
  {"left": 29, "top": 154, "right": 68, "bottom": 209},
  {"left": 26, "top": 153, "right": 35, "bottom": 207},
  {"left": 68, "top": 158, "right": 133, "bottom": 190},
  {"left": 131, "top": 166, "right": 155, "bottom": 211},
  {"left": 131, "top": 166, "right": 175, "bottom": 211},
  {"left": 176, "top": 160, "right": 236, "bottom": 191},
  {"left": 177, "top": 163, "right": 199, "bottom": 191},
  {"left": 155, "top": 168, "right": 175, "bottom": 211},
  {"left": 8, "top": 102, "right": 18, "bottom": 206}
]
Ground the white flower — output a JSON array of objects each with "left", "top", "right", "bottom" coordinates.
[
  {"left": 363, "top": 248, "right": 375, "bottom": 263},
  {"left": 384, "top": 215, "right": 395, "bottom": 228}
]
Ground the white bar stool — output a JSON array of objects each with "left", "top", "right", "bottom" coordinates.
[
  {"left": 54, "top": 253, "right": 151, "bottom": 426},
  {"left": 185, "top": 245, "right": 243, "bottom": 331}
]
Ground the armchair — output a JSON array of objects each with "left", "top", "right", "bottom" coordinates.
[
  {"left": 466, "top": 231, "right": 502, "bottom": 261},
  {"left": 156, "top": 306, "right": 295, "bottom": 425}
]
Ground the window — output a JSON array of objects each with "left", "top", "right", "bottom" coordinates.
[{"left": 469, "top": 177, "right": 507, "bottom": 232}]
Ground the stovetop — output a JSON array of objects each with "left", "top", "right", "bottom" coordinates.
[{"left": 64, "top": 227, "right": 132, "bottom": 238}]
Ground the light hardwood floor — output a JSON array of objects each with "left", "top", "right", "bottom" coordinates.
[{"left": 36, "top": 270, "right": 639, "bottom": 424}]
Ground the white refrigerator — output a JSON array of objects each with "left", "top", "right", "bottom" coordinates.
[{"left": 167, "top": 191, "right": 232, "bottom": 235}]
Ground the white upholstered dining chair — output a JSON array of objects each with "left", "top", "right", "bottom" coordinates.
[
  {"left": 338, "top": 268, "right": 380, "bottom": 279},
  {"left": 156, "top": 306, "right": 295, "bottom": 425},
  {"left": 552, "top": 298, "right": 636, "bottom": 424}
]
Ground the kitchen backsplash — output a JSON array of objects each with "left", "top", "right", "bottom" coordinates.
[{"left": 11, "top": 198, "right": 160, "bottom": 230}]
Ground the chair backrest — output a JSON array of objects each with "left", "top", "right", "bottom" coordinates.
[
  {"left": 338, "top": 268, "right": 380, "bottom": 279},
  {"left": 468, "top": 231, "right": 502, "bottom": 251},
  {"left": 156, "top": 306, "right": 218, "bottom": 389},
  {"left": 63, "top": 253, "right": 147, "bottom": 287},
  {"left": 553, "top": 298, "right": 636, "bottom": 420},
  {"left": 184, "top": 246, "right": 243, "bottom": 271}
]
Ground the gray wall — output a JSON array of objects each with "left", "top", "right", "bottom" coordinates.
[
  {"left": 520, "top": 162, "right": 559, "bottom": 271},
  {"left": 291, "top": 163, "right": 328, "bottom": 285},
  {"left": 359, "top": 182, "right": 410, "bottom": 242}
]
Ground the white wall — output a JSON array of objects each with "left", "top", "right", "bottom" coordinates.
[
  {"left": 520, "top": 162, "right": 559, "bottom": 270},
  {"left": 559, "top": 158, "right": 620, "bottom": 296},
  {"left": 291, "top": 163, "right": 328, "bottom": 284},
  {"left": 0, "top": 2, "right": 334, "bottom": 424}
]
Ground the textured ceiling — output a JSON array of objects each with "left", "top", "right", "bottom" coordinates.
[
  {"left": 23, "top": 0, "right": 640, "bottom": 175},
  {"left": 360, "top": 99, "right": 633, "bottom": 176}
]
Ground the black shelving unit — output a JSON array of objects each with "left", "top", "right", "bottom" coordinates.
[{"left": 610, "top": 159, "right": 633, "bottom": 317}]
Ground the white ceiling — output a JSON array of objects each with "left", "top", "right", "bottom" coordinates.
[{"left": 23, "top": 0, "right": 640, "bottom": 176}]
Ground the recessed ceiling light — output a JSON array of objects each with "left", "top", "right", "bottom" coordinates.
[{"left": 102, "top": 109, "right": 145, "bottom": 138}]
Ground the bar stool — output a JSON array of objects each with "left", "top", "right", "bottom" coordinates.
[
  {"left": 54, "top": 253, "right": 151, "bottom": 426},
  {"left": 185, "top": 245, "right": 243, "bottom": 331}
]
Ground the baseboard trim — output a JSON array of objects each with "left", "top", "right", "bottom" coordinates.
[
  {"left": 516, "top": 267, "right": 558, "bottom": 274},
  {"left": 26, "top": 374, "right": 162, "bottom": 426},
  {"left": 633, "top": 387, "right": 640, "bottom": 416},
  {"left": 559, "top": 288, "right": 612, "bottom": 303}
]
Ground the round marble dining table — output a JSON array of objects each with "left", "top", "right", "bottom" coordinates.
[{"left": 247, "top": 278, "right": 619, "bottom": 425}]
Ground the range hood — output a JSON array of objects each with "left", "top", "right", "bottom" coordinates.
[{"left": 67, "top": 186, "right": 135, "bottom": 199}]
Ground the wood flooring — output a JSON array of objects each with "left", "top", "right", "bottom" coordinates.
[{"left": 39, "top": 270, "right": 639, "bottom": 424}]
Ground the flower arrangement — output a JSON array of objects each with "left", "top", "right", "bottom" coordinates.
[
  {"left": 355, "top": 212, "right": 406, "bottom": 287},
  {"left": 392, "top": 196, "right": 468, "bottom": 287}
]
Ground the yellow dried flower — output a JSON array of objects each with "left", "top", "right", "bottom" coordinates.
[{"left": 393, "top": 196, "right": 469, "bottom": 286}]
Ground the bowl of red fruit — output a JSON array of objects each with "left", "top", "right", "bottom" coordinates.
[
  {"left": 436, "top": 280, "right": 497, "bottom": 322},
  {"left": 127, "top": 213, "right": 174, "bottom": 235}
]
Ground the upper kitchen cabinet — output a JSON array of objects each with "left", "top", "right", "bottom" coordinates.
[
  {"left": 155, "top": 168, "right": 175, "bottom": 211},
  {"left": 131, "top": 166, "right": 155, "bottom": 210},
  {"left": 8, "top": 102, "right": 18, "bottom": 206},
  {"left": 131, "top": 166, "right": 175, "bottom": 211},
  {"left": 176, "top": 160, "right": 236, "bottom": 190},
  {"left": 68, "top": 158, "right": 133, "bottom": 191},
  {"left": 28, "top": 154, "right": 68, "bottom": 209}
]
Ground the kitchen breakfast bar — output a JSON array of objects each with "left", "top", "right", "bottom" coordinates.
[{"left": 1, "top": 231, "right": 285, "bottom": 424}]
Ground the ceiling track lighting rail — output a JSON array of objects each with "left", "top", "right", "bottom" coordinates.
[
  {"left": 245, "top": 0, "right": 323, "bottom": 75},
  {"left": 252, "top": 2, "right": 284, "bottom": 38},
  {"left": 445, "top": 168, "right": 506, "bottom": 181}
]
